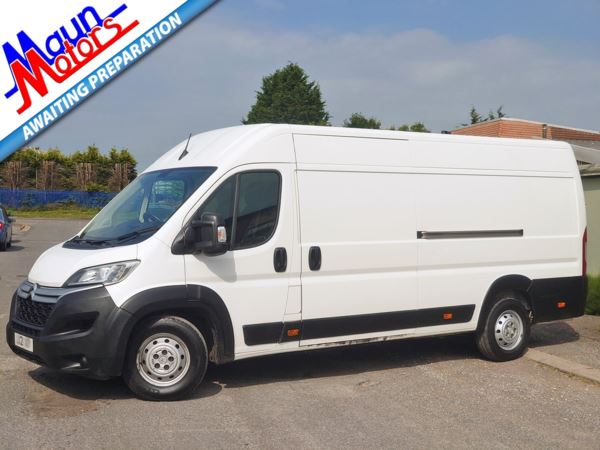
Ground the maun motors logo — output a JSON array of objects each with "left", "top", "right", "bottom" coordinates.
[{"left": 2, "top": 3, "right": 139, "bottom": 114}]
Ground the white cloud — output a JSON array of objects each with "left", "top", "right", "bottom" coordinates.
[{"left": 33, "top": 17, "right": 600, "bottom": 169}]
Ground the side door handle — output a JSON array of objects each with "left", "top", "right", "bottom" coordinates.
[
  {"left": 273, "top": 247, "right": 287, "bottom": 273},
  {"left": 308, "top": 246, "right": 321, "bottom": 271}
]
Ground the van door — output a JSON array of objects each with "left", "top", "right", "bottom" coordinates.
[
  {"left": 183, "top": 163, "right": 300, "bottom": 355},
  {"left": 294, "top": 135, "right": 419, "bottom": 346}
]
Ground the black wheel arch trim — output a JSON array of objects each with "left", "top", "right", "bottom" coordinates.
[
  {"left": 479, "top": 274, "right": 586, "bottom": 329},
  {"left": 120, "top": 284, "right": 235, "bottom": 365}
]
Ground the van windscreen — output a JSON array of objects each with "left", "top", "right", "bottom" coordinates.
[{"left": 66, "top": 167, "right": 216, "bottom": 247}]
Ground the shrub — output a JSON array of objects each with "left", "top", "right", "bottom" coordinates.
[{"left": 586, "top": 275, "right": 600, "bottom": 315}]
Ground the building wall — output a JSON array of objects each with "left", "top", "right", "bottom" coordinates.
[
  {"left": 451, "top": 120, "right": 503, "bottom": 137},
  {"left": 550, "top": 126, "right": 600, "bottom": 141},
  {"left": 452, "top": 119, "right": 600, "bottom": 142},
  {"left": 500, "top": 120, "right": 543, "bottom": 139},
  {"left": 583, "top": 176, "right": 600, "bottom": 275}
]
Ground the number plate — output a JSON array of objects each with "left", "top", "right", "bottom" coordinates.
[{"left": 14, "top": 332, "right": 33, "bottom": 352}]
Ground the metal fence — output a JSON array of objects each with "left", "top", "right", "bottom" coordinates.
[{"left": 0, "top": 188, "right": 115, "bottom": 209}]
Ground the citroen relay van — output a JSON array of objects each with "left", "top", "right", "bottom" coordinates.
[{"left": 7, "top": 124, "right": 588, "bottom": 400}]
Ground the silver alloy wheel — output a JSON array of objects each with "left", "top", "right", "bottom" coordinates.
[
  {"left": 494, "top": 309, "right": 524, "bottom": 351},
  {"left": 136, "top": 333, "right": 191, "bottom": 387}
]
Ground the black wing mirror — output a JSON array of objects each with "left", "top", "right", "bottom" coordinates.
[{"left": 172, "top": 213, "right": 228, "bottom": 256}]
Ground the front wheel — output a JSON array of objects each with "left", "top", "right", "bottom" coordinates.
[
  {"left": 476, "top": 295, "right": 530, "bottom": 361},
  {"left": 123, "top": 316, "right": 208, "bottom": 401}
]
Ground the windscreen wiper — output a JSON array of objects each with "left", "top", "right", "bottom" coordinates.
[
  {"left": 68, "top": 236, "right": 112, "bottom": 246},
  {"left": 115, "top": 226, "right": 162, "bottom": 243}
]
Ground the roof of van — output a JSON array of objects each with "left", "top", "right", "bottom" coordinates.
[{"left": 144, "top": 124, "right": 576, "bottom": 175}]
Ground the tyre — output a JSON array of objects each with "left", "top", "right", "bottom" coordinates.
[
  {"left": 476, "top": 294, "right": 530, "bottom": 361},
  {"left": 0, "top": 236, "right": 6, "bottom": 251},
  {"left": 123, "top": 316, "right": 208, "bottom": 401}
]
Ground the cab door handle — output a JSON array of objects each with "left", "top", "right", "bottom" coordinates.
[
  {"left": 273, "top": 247, "right": 287, "bottom": 272},
  {"left": 308, "top": 246, "right": 321, "bottom": 271}
]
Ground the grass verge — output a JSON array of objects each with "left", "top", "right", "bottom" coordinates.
[
  {"left": 586, "top": 275, "right": 600, "bottom": 315},
  {"left": 7, "top": 206, "right": 100, "bottom": 220}
]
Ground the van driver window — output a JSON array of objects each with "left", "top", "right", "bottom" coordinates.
[
  {"left": 196, "top": 177, "right": 236, "bottom": 244},
  {"left": 233, "top": 172, "right": 280, "bottom": 249},
  {"left": 196, "top": 171, "right": 281, "bottom": 249}
]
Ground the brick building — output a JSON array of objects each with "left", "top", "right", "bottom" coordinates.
[
  {"left": 452, "top": 117, "right": 600, "bottom": 275},
  {"left": 452, "top": 118, "right": 600, "bottom": 165}
]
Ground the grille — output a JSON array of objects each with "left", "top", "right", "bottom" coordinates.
[
  {"left": 11, "top": 320, "right": 41, "bottom": 337},
  {"left": 15, "top": 295, "right": 55, "bottom": 327},
  {"left": 13, "top": 281, "right": 64, "bottom": 328}
]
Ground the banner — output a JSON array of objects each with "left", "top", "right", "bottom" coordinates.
[{"left": 0, "top": 0, "right": 219, "bottom": 162}]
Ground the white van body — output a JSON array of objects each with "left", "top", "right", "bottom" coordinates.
[{"left": 8, "top": 124, "right": 588, "bottom": 399}]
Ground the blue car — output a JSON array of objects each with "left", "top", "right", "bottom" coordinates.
[{"left": 0, "top": 206, "right": 13, "bottom": 251}]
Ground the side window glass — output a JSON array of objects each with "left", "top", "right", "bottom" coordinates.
[
  {"left": 196, "top": 177, "right": 236, "bottom": 244},
  {"left": 233, "top": 172, "right": 280, "bottom": 249}
]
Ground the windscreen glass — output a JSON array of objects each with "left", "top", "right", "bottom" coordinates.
[{"left": 70, "top": 167, "right": 215, "bottom": 246}]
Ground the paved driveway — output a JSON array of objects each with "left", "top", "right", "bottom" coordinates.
[{"left": 1, "top": 219, "right": 599, "bottom": 449}]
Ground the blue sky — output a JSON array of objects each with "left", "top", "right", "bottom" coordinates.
[
  {"left": 224, "top": 0, "right": 600, "bottom": 47},
  {"left": 32, "top": 0, "right": 600, "bottom": 169}
]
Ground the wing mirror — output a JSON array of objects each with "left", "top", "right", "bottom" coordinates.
[{"left": 172, "top": 213, "right": 228, "bottom": 256}]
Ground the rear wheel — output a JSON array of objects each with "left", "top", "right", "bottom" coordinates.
[
  {"left": 476, "top": 294, "right": 530, "bottom": 361},
  {"left": 123, "top": 316, "right": 208, "bottom": 401},
  {"left": 0, "top": 236, "right": 6, "bottom": 251}
]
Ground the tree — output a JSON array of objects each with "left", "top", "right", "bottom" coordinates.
[
  {"left": 390, "top": 122, "right": 430, "bottom": 133},
  {"left": 243, "top": 63, "right": 330, "bottom": 125},
  {"left": 0, "top": 146, "right": 137, "bottom": 192},
  {"left": 464, "top": 105, "right": 506, "bottom": 126},
  {"left": 470, "top": 106, "right": 482, "bottom": 125},
  {"left": 343, "top": 113, "right": 381, "bottom": 129},
  {"left": 487, "top": 106, "right": 505, "bottom": 121}
]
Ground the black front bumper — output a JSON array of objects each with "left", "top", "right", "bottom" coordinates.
[{"left": 6, "top": 282, "right": 133, "bottom": 379}]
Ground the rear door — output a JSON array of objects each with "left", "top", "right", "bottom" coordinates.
[{"left": 294, "top": 134, "right": 419, "bottom": 346}]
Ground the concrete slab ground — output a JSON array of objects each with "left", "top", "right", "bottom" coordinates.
[{"left": 529, "top": 315, "right": 600, "bottom": 384}]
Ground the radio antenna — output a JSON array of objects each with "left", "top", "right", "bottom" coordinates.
[{"left": 178, "top": 133, "right": 192, "bottom": 160}]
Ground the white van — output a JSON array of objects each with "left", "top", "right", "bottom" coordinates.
[{"left": 7, "top": 124, "right": 588, "bottom": 400}]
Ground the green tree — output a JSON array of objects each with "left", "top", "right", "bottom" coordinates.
[
  {"left": 243, "top": 63, "right": 330, "bottom": 125},
  {"left": 464, "top": 105, "right": 506, "bottom": 126},
  {"left": 470, "top": 106, "right": 482, "bottom": 125},
  {"left": 487, "top": 106, "right": 505, "bottom": 121},
  {"left": 1, "top": 146, "right": 137, "bottom": 192},
  {"left": 343, "top": 113, "right": 381, "bottom": 129},
  {"left": 390, "top": 122, "right": 430, "bottom": 133}
]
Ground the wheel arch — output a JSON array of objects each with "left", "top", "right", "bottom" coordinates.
[
  {"left": 477, "top": 274, "right": 533, "bottom": 331},
  {"left": 118, "top": 284, "right": 235, "bottom": 370}
]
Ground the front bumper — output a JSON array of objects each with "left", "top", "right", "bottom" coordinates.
[{"left": 6, "top": 282, "right": 133, "bottom": 379}]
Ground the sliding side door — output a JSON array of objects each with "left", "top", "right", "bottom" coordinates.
[{"left": 294, "top": 134, "right": 419, "bottom": 346}]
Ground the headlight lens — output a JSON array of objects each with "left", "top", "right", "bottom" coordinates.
[{"left": 65, "top": 260, "right": 140, "bottom": 287}]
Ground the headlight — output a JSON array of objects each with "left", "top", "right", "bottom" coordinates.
[{"left": 65, "top": 260, "right": 140, "bottom": 287}]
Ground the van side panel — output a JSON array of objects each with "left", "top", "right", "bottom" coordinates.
[
  {"left": 410, "top": 139, "right": 576, "bottom": 173},
  {"left": 296, "top": 170, "right": 418, "bottom": 317},
  {"left": 415, "top": 170, "right": 580, "bottom": 333}
]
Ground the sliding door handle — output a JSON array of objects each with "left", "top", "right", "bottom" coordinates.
[{"left": 308, "top": 246, "right": 321, "bottom": 271}]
